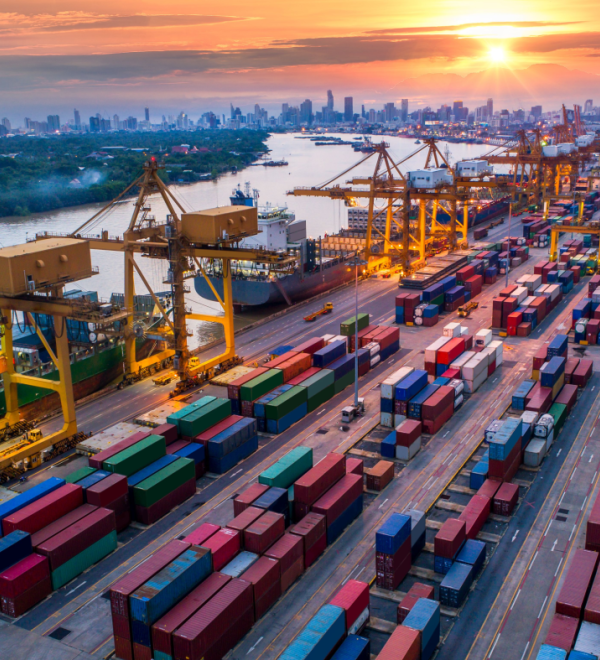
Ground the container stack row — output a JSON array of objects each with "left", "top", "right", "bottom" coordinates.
[{"left": 375, "top": 512, "right": 425, "bottom": 591}]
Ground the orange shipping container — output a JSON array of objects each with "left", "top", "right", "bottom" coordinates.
[
  {"left": 275, "top": 353, "right": 312, "bottom": 383},
  {"left": 377, "top": 625, "right": 421, "bottom": 660}
]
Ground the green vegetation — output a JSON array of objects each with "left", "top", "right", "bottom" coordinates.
[{"left": 0, "top": 130, "right": 269, "bottom": 217}]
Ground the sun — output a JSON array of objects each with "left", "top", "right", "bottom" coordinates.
[{"left": 488, "top": 46, "right": 507, "bottom": 63}]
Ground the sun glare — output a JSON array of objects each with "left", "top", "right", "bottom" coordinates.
[{"left": 488, "top": 46, "right": 507, "bottom": 63}]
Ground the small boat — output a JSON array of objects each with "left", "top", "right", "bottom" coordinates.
[{"left": 414, "top": 139, "right": 422, "bottom": 144}]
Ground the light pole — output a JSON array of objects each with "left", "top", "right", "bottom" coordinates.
[
  {"left": 351, "top": 255, "right": 367, "bottom": 409},
  {"left": 505, "top": 201, "right": 513, "bottom": 287}
]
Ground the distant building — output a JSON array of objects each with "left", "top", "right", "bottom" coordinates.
[
  {"left": 47, "top": 115, "right": 60, "bottom": 132},
  {"left": 344, "top": 97, "right": 353, "bottom": 122},
  {"left": 126, "top": 116, "right": 138, "bottom": 130},
  {"left": 401, "top": 99, "right": 408, "bottom": 122},
  {"left": 531, "top": 105, "right": 542, "bottom": 119},
  {"left": 89, "top": 116, "right": 100, "bottom": 132},
  {"left": 300, "top": 99, "right": 313, "bottom": 124},
  {"left": 2, "top": 117, "right": 11, "bottom": 131},
  {"left": 584, "top": 99, "right": 594, "bottom": 114},
  {"left": 487, "top": 98, "right": 493, "bottom": 119},
  {"left": 144, "top": 108, "right": 150, "bottom": 122},
  {"left": 73, "top": 109, "right": 81, "bottom": 129},
  {"left": 172, "top": 145, "right": 189, "bottom": 154},
  {"left": 384, "top": 102, "right": 396, "bottom": 122},
  {"left": 327, "top": 90, "right": 334, "bottom": 111},
  {"left": 368, "top": 109, "right": 376, "bottom": 123}
]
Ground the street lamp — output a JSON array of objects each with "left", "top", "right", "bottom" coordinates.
[
  {"left": 505, "top": 200, "right": 513, "bottom": 287},
  {"left": 350, "top": 254, "right": 368, "bottom": 408}
]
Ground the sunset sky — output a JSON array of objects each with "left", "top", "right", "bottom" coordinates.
[{"left": 2, "top": 1, "right": 600, "bottom": 122}]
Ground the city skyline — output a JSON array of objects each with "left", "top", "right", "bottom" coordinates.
[{"left": 1, "top": 3, "right": 600, "bottom": 118}]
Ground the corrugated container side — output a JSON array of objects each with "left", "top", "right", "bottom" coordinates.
[{"left": 556, "top": 549, "right": 599, "bottom": 618}]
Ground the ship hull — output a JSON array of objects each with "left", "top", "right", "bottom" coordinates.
[{"left": 195, "top": 262, "right": 357, "bottom": 307}]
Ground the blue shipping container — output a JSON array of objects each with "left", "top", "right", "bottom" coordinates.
[
  {"left": 174, "top": 442, "right": 205, "bottom": 466},
  {"left": 433, "top": 377, "right": 450, "bottom": 386},
  {"left": 568, "top": 651, "right": 597, "bottom": 660},
  {"left": 266, "top": 402, "right": 308, "bottom": 434},
  {"left": 512, "top": 380, "right": 536, "bottom": 410},
  {"left": 396, "top": 307, "right": 405, "bottom": 324},
  {"left": 331, "top": 635, "right": 370, "bottom": 660},
  {"left": 535, "top": 646, "right": 567, "bottom": 660},
  {"left": 395, "top": 370, "right": 428, "bottom": 401},
  {"left": 440, "top": 561, "right": 473, "bottom": 608},
  {"left": 434, "top": 555, "right": 454, "bottom": 574},
  {"left": 408, "top": 384, "right": 440, "bottom": 419},
  {"left": 208, "top": 435, "right": 258, "bottom": 474},
  {"left": 253, "top": 486, "right": 288, "bottom": 516},
  {"left": 313, "top": 341, "right": 346, "bottom": 368},
  {"left": 327, "top": 495, "right": 363, "bottom": 545},
  {"left": 0, "top": 477, "right": 65, "bottom": 536},
  {"left": 403, "top": 597, "right": 440, "bottom": 653},
  {"left": 208, "top": 418, "right": 258, "bottom": 458},
  {"left": 357, "top": 349, "right": 370, "bottom": 365},
  {"left": 380, "top": 340, "right": 400, "bottom": 361},
  {"left": 0, "top": 530, "right": 32, "bottom": 572},
  {"left": 540, "top": 356, "right": 566, "bottom": 388},
  {"left": 130, "top": 547, "right": 212, "bottom": 624},
  {"left": 78, "top": 470, "right": 111, "bottom": 491},
  {"left": 441, "top": 275, "right": 457, "bottom": 292},
  {"left": 547, "top": 335, "right": 568, "bottom": 358},
  {"left": 445, "top": 286, "right": 466, "bottom": 303},
  {"left": 376, "top": 513, "right": 411, "bottom": 555},
  {"left": 381, "top": 398, "right": 394, "bottom": 414},
  {"left": 456, "top": 539, "right": 486, "bottom": 574},
  {"left": 128, "top": 456, "right": 178, "bottom": 488},
  {"left": 254, "top": 385, "right": 293, "bottom": 418},
  {"left": 423, "top": 304, "right": 439, "bottom": 318},
  {"left": 489, "top": 418, "right": 521, "bottom": 461},
  {"left": 381, "top": 433, "right": 396, "bottom": 459},
  {"left": 221, "top": 550, "right": 259, "bottom": 577},
  {"left": 328, "top": 354, "right": 355, "bottom": 380},
  {"left": 423, "top": 282, "right": 444, "bottom": 303}
]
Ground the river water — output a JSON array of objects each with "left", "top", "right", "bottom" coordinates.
[{"left": 1, "top": 133, "right": 491, "bottom": 346}]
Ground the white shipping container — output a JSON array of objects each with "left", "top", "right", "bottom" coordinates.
[
  {"left": 450, "top": 350, "right": 475, "bottom": 372},
  {"left": 365, "top": 341, "right": 380, "bottom": 355},
  {"left": 454, "top": 394, "right": 464, "bottom": 409},
  {"left": 528, "top": 274, "right": 542, "bottom": 290},
  {"left": 330, "top": 335, "right": 349, "bottom": 347},
  {"left": 77, "top": 421, "right": 144, "bottom": 454},
  {"left": 488, "top": 340, "right": 504, "bottom": 366},
  {"left": 485, "top": 420, "right": 504, "bottom": 442},
  {"left": 475, "top": 329, "right": 492, "bottom": 347},
  {"left": 512, "top": 258, "right": 522, "bottom": 267},
  {"left": 348, "top": 607, "right": 370, "bottom": 636},
  {"left": 524, "top": 439, "right": 546, "bottom": 467},
  {"left": 534, "top": 414, "right": 555, "bottom": 438},
  {"left": 546, "top": 284, "right": 561, "bottom": 301},
  {"left": 521, "top": 411, "right": 539, "bottom": 425},
  {"left": 512, "top": 286, "right": 528, "bottom": 303},
  {"left": 464, "top": 369, "right": 487, "bottom": 394},
  {"left": 449, "top": 379, "right": 464, "bottom": 396},
  {"left": 574, "top": 621, "right": 600, "bottom": 656},
  {"left": 396, "top": 437, "right": 421, "bottom": 461},
  {"left": 522, "top": 296, "right": 536, "bottom": 308},
  {"left": 370, "top": 355, "right": 381, "bottom": 368},
  {"left": 380, "top": 412, "right": 394, "bottom": 428},
  {"left": 460, "top": 326, "right": 469, "bottom": 336},
  {"left": 546, "top": 428, "right": 555, "bottom": 448},
  {"left": 394, "top": 414, "right": 407, "bottom": 427},
  {"left": 381, "top": 366, "right": 415, "bottom": 399},
  {"left": 534, "top": 285, "right": 548, "bottom": 296},
  {"left": 425, "top": 336, "right": 451, "bottom": 363},
  {"left": 443, "top": 322, "right": 461, "bottom": 338},
  {"left": 322, "top": 334, "right": 335, "bottom": 343},
  {"left": 463, "top": 353, "right": 489, "bottom": 381},
  {"left": 404, "top": 509, "right": 426, "bottom": 544}
]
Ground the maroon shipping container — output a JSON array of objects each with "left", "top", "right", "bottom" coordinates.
[
  {"left": 376, "top": 327, "right": 400, "bottom": 351},
  {"left": 526, "top": 387, "right": 553, "bottom": 414},
  {"left": 244, "top": 511, "right": 285, "bottom": 555},
  {"left": 305, "top": 534, "right": 327, "bottom": 568},
  {"left": 565, "top": 358, "right": 580, "bottom": 385},
  {"left": 134, "top": 478, "right": 195, "bottom": 525},
  {"left": 493, "top": 483, "right": 519, "bottom": 516},
  {"left": 329, "top": 580, "right": 370, "bottom": 630},
  {"left": 240, "top": 556, "right": 281, "bottom": 618},
  {"left": 459, "top": 495, "right": 491, "bottom": 540},
  {"left": 227, "top": 369, "right": 269, "bottom": 400},
  {"left": 89, "top": 430, "right": 152, "bottom": 469},
  {"left": 311, "top": 474, "right": 363, "bottom": 527},
  {"left": 114, "top": 637, "right": 133, "bottom": 660},
  {"left": 533, "top": 345, "right": 549, "bottom": 371},
  {"left": 1, "top": 574, "right": 51, "bottom": 617},
  {"left": 587, "top": 494, "right": 600, "bottom": 553},
  {"left": 396, "top": 420, "right": 422, "bottom": 447},
  {"left": 421, "top": 386, "right": 454, "bottom": 421},
  {"left": 584, "top": 567, "right": 600, "bottom": 624},
  {"left": 376, "top": 537, "right": 411, "bottom": 572},
  {"left": 37, "top": 507, "right": 116, "bottom": 570},
  {"left": 294, "top": 337, "right": 326, "bottom": 355},
  {"left": 2, "top": 483, "right": 83, "bottom": 536},
  {"left": 488, "top": 438, "right": 522, "bottom": 482},
  {"left": 477, "top": 479, "right": 501, "bottom": 501},
  {"left": 435, "top": 518, "right": 466, "bottom": 559},
  {"left": 554, "top": 384, "right": 578, "bottom": 413},
  {"left": 196, "top": 416, "right": 243, "bottom": 446},
  {"left": 227, "top": 506, "right": 265, "bottom": 547},
  {"left": 233, "top": 483, "right": 270, "bottom": 517},
  {"left": 202, "top": 528, "right": 241, "bottom": 571},
  {"left": 573, "top": 359, "right": 593, "bottom": 388},
  {"left": 107, "top": 493, "right": 131, "bottom": 533},
  {"left": 395, "top": 400, "right": 408, "bottom": 417},
  {"left": 397, "top": 583, "right": 435, "bottom": 624},
  {"left": 556, "top": 549, "right": 599, "bottom": 618},
  {"left": 133, "top": 643, "right": 152, "bottom": 660},
  {"left": 172, "top": 578, "right": 254, "bottom": 660},
  {"left": 0, "top": 553, "right": 49, "bottom": 599},
  {"left": 376, "top": 539, "right": 411, "bottom": 590},
  {"left": 366, "top": 461, "right": 394, "bottom": 491},
  {"left": 294, "top": 453, "right": 346, "bottom": 506},
  {"left": 422, "top": 403, "right": 453, "bottom": 435},
  {"left": 152, "top": 572, "right": 232, "bottom": 657},
  {"left": 31, "top": 503, "right": 97, "bottom": 548},
  {"left": 346, "top": 458, "right": 364, "bottom": 475},
  {"left": 153, "top": 423, "right": 179, "bottom": 445},
  {"left": 87, "top": 473, "right": 128, "bottom": 507},
  {"left": 167, "top": 439, "right": 191, "bottom": 455},
  {"left": 184, "top": 522, "right": 220, "bottom": 547},
  {"left": 264, "top": 532, "right": 303, "bottom": 575},
  {"left": 110, "top": 540, "right": 190, "bottom": 619}
]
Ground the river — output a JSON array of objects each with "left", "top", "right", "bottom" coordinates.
[{"left": 0, "top": 133, "right": 491, "bottom": 346}]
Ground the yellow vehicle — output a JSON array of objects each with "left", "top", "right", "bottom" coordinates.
[
  {"left": 26, "top": 429, "right": 42, "bottom": 443},
  {"left": 153, "top": 371, "right": 178, "bottom": 386},
  {"left": 304, "top": 302, "right": 334, "bottom": 322},
  {"left": 457, "top": 301, "right": 479, "bottom": 318}
]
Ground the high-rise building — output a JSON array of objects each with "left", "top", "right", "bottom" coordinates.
[
  {"left": 584, "top": 99, "right": 594, "bottom": 113},
  {"left": 2, "top": 117, "right": 11, "bottom": 131},
  {"left": 487, "top": 98, "right": 493, "bottom": 119},
  {"left": 112, "top": 114, "right": 120, "bottom": 129},
  {"left": 401, "top": 99, "right": 408, "bottom": 122},
  {"left": 531, "top": 105, "right": 542, "bottom": 119},
  {"left": 384, "top": 102, "right": 396, "bottom": 122},
  {"left": 300, "top": 99, "right": 313, "bottom": 124},
  {"left": 327, "top": 90, "right": 334, "bottom": 111},
  {"left": 47, "top": 115, "right": 60, "bottom": 132},
  {"left": 89, "top": 116, "right": 100, "bottom": 132},
  {"left": 144, "top": 108, "right": 150, "bottom": 122},
  {"left": 344, "top": 97, "right": 353, "bottom": 122},
  {"left": 368, "top": 109, "right": 377, "bottom": 123},
  {"left": 73, "top": 109, "right": 81, "bottom": 129},
  {"left": 361, "top": 105, "right": 366, "bottom": 119},
  {"left": 453, "top": 100, "right": 463, "bottom": 117}
]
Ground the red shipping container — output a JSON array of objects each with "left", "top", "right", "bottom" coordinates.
[
  {"left": 329, "top": 580, "right": 370, "bottom": 630},
  {"left": 556, "top": 549, "right": 599, "bottom": 618},
  {"left": 554, "top": 384, "right": 578, "bottom": 413},
  {"left": 457, "top": 265, "right": 475, "bottom": 282},
  {"left": 488, "top": 439, "right": 522, "bottom": 482},
  {"left": 311, "top": 474, "right": 363, "bottom": 526},
  {"left": 435, "top": 518, "right": 466, "bottom": 558},
  {"left": 264, "top": 351, "right": 298, "bottom": 369},
  {"left": 573, "top": 359, "right": 593, "bottom": 388},
  {"left": 172, "top": 578, "right": 254, "bottom": 660},
  {"left": 396, "top": 420, "right": 422, "bottom": 447},
  {"left": 294, "top": 453, "right": 346, "bottom": 508},
  {"left": 233, "top": 483, "right": 270, "bottom": 516},
  {"left": 534, "top": 261, "right": 548, "bottom": 274},
  {"left": 366, "top": 461, "right": 394, "bottom": 491},
  {"left": 492, "top": 297, "right": 504, "bottom": 312},
  {"left": 421, "top": 386, "right": 454, "bottom": 421},
  {"left": 397, "top": 583, "right": 435, "bottom": 624},
  {"left": 107, "top": 493, "right": 131, "bottom": 533},
  {"left": 565, "top": 358, "right": 580, "bottom": 384},
  {"left": 507, "top": 312, "right": 522, "bottom": 336},
  {"left": 227, "top": 369, "right": 269, "bottom": 400},
  {"left": 195, "top": 416, "right": 242, "bottom": 447},
  {"left": 132, "top": 643, "right": 152, "bottom": 660},
  {"left": 276, "top": 353, "right": 313, "bottom": 382},
  {"left": 423, "top": 315, "right": 439, "bottom": 327},
  {"left": 304, "top": 533, "right": 326, "bottom": 568},
  {"left": 89, "top": 430, "right": 152, "bottom": 469},
  {"left": 152, "top": 573, "right": 232, "bottom": 658},
  {"left": 2, "top": 483, "right": 83, "bottom": 536},
  {"left": 288, "top": 367, "right": 321, "bottom": 385},
  {"left": 114, "top": 637, "right": 134, "bottom": 660},
  {"left": 488, "top": 360, "right": 496, "bottom": 377},
  {"left": 587, "top": 494, "right": 600, "bottom": 553},
  {"left": 37, "top": 507, "right": 116, "bottom": 570},
  {"left": 227, "top": 506, "right": 265, "bottom": 546},
  {"left": 526, "top": 387, "right": 553, "bottom": 414},
  {"left": 1, "top": 574, "right": 51, "bottom": 617},
  {"left": 376, "top": 327, "right": 400, "bottom": 351},
  {"left": 404, "top": 293, "right": 422, "bottom": 310},
  {"left": 201, "top": 528, "right": 241, "bottom": 571},
  {"left": 465, "top": 275, "right": 483, "bottom": 296},
  {"left": 290, "top": 512, "right": 326, "bottom": 552},
  {"left": 294, "top": 337, "right": 325, "bottom": 355},
  {"left": 585, "top": 567, "right": 600, "bottom": 624},
  {"left": 395, "top": 293, "right": 410, "bottom": 307},
  {"left": 31, "top": 503, "right": 97, "bottom": 548},
  {"left": 376, "top": 538, "right": 411, "bottom": 572},
  {"left": 376, "top": 542, "right": 411, "bottom": 590},
  {"left": 153, "top": 423, "right": 179, "bottom": 445},
  {"left": 459, "top": 495, "right": 491, "bottom": 540},
  {"left": 441, "top": 368, "right": 461, "bottom": 380},
  {"left": 167, "top": 439, "right": 191, "bottom": 454},
  {"left": 517, "top": 323, "right": 532, "bottom": 337},
  {"left": 436, "top": 338, "right": 465, "bottom": 365},
  {"left": 477, "top": 479, "right": 501, "bottom": 501},
  {"left": 530, "top": 297, "right": 546, "bottom": 322},
  {"left": 0, "top": 553, "right": 49, "bottom": 599},
  {"left": 499, "top": 285, "right": 518, "bottom": 298},
  {"left": 87, "top": 473, "right": 128, "bottom": 507},
  {"left": 533, "top": 345, "right": 548, "bottom": 370},
  {"left": 184, "top": 522, "right": 220, "bottom": 547},
  {"left": 422, "top": 403, "right": 453, "bottom": 435},
  {"left": 244, "top": 511, "right": 285, "bottom": 555},
  {"left": 493, "top": 483, "right": 519, "bottom": 516},
  {"left": 280, "top": 554, "right": 304, "bottom": 592},
  {"left": 240, "top": 556, "right": 281, "bottom": 618},
  {"left": 135, "top": 479, "right": 195, "bottom": 525},
  {"left": 503, "top": 298, "right": 518, "bottom": 317},
  {"left": 395, "top": 400, "right": 408, "bottom": 417},
  {"left": 377, "top": 625, "right": 420, "bottom": 660},
  {"left": 346, "top": 457, "right": 364, "bottom": 475},
  {"left": 264, "top": 532, "right": 303, "bottom": 576},
  {"left": 358, "top": 325, "right": 380, "bottom": 348}
]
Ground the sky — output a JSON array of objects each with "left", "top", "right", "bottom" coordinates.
[{"left": 2, "top": 0, "right": 600, "bottom": 123}]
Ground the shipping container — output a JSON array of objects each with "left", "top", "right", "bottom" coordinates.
[
  {"left": 133, "top": 457, "right": 195, "bottom": 508},
  {"left": 456, "top": 539, "right": 486, "bottom": 574},
  {"left": 439, "top": 561, "right": 473, "bottom": 608},
  {"left": 240, "top": 556, "right": 281, "bottom": 619},
  {"left": 0, "top": 531, "right": 32, "bottom": 573},
  {"left": 51, "top": 530, "right": 117, "bottom": 590},
  {"left": 279, "top": 605, "right": 346, "bottom": 660},
  {"left": 376, "top": 513, "right": 411, "bottom": 555},
  {"left": 331, "top": 635, "right": 370, "bottom": 660},
  {"left": 245, "top": 511, "right": 285, "bottom": 554},
  {"left": 376, "top": 625, "right": 420, "bottom": 660},
  {"left": 103, "top": 435, "right": 166, "bottom": 477},
  {"left": 0, "top": 573, "right": 51, "bottom": 617},
  {"left": 227, "top": 368, "right": 269, "bottom": 400},
  {"left": 312, "top": 474, "right": 362, "bottom": 527},
  {"left": 434, "top": 518, "right": 466, "bottom": 559},
  {"left": 329, "top": 580, "right": 369, "bottom": 631},
  {"left": 135, "top": 478, "right": 196, "bottom": 525},
  {"left": 0, "top": 478, "right": 66, "bottom": 536},
  {"left": 294, "top": 453, "right": 345, "bottom": 519},
  {"left": 221, "top": 550, "right": 259, "bottom": 578},
  {"left": 86, "top": 472, "right": 128, "bottom": 508},
  {"left": 260, "top": 447, "right": 313, "bottom": 489},
  {"left": 556, "top": 549, "right": 599, "bottom": 618},
  {"left": 233, "top": 483, "right": 270, "bottom": 517},
  {"left": 574, "top": 621, "right": 600, "bottom": 656},
  {"left": 65, "top": 467, "right": 97, "bottom": 484},
  {"left": 397, "top": 583, "right": 435, "bottom": 624},
  {"left": 264, "top": 532, "right": 304, "bottom": 590},
  {"left": 88, "top": 430, "right": 153, "bottom": 469},
  {"left": 545, "top": 613, "right": 579, "bottom": 652},
  {"left": 240, "top": 370, "right": 285, "bottom": 402},
  {"left": 403, "top": 597, "right": 440, "bottom": 658},
  {"left": 0, "top": 552, "right": 49, "bottom": 599}
]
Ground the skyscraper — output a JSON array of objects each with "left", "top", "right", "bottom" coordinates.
[
  {"left": 453, "top": 100, "right": 463, "bottom": 117},
  {"left": 584, "top": 99, "right": 594, "bottom": 113},
  {"left": 384, "top": 103, "right": 396, "bottom": 122},
  {"left": 1, "top": 118, "right": 11, "bottom": 131},
  {"left": 144, "top": 108, "right": 150, "bottom": 122},
  {"left": 89, "top": 116, "right": 100, "bottom": 132},
  {"left": 401, "top": 99, "right": 408, "bottom": 122},
  {"left": 327, "top": 90, "right": 334, "bottom": 111},
  {"left": 531, "top": 105, "right": 542, "bottom": 119},
  {"left": 486, "top": 98, "right": 493, "bottom": 119},
  {"left": 73, "top": 109, "right": 81, "bottom": 129},
  {"left": 344, "top": 97, "right": 353, "bottom": 121},
  {"left": 300, "top": 99, "right": 313, "bottom": 124},
  {"left": 47, "top": 115, "right": 60, "bottom": 132}
]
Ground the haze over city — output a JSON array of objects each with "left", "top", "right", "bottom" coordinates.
[{"left": 2, "top": 1, "right": 600, "bottom": 120}]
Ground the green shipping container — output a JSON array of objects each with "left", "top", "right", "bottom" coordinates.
[
  {"left": 340, "top": 313, "right": 370, "bottom": 337},
  {"left": 334, "top": 370, "right": 355, "bottom": 395},
  {"left": 265, "top": 386, "right": 307, "bottom": 420},
  {"left": 133, "top": 457, "right": 195, "bottom": 508},
  {"left": 299, "top": 369, "right": 334, "bottom": 400},
  {"left": 103, "top": 434, "right": 166, "bottom": 477},
  {"left": 259, "top": 447, "right": 313, "bottom": 489},
  {"left": 51, "top": 531, "right": 117, "bottom": 590},
  {"left": 179, "top": 398, "right": 232, "bottom": 438},
  {"left": 549, "top": 403, "right": 568, "bottom": 435},
  {"left": 240, "top": 370, "right": 284, "bottom": 402},
  {"left": 166, "top": 396, "right": 216, "bottom": 429},
  {"left": 65, "top": 466, "right": 97, "bottom": 484},
  {"left": 431, "top": 294, "right": 444, "bottom": 307},
  {"left": 307, "top": 383, "right": 335, "bottom": 413}
]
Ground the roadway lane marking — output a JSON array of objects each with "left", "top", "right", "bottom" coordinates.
[
  {"left": 65, "top": 582, "right": 86, "bottom": 596},
  {"left": 570, "top": 467, "right": 578, "bottom": 480},
  {"left": 488, "top": 633, "right": 500, "bottom": 658},
  {"left": 342, "top": 566, "right": 358, "bottom": 585},
  {"left": 538, "top": 596, "right": 548, "bottom": 619},
  {"left": 544, "top": 520, "right": 552, "bottom": 537},
  {"left": 569, "top": 523, "right": 577, "bottom": 541},
  {"left": 590, "top": 454, "right": 595, "bottom": 463},
  {"left": 551, "top": 539, "right": 558, "bottom": 552},
  {"left": 554, "top": 557, "right": 563, "bottom": 577},
  {"left": 510, "top": 589, "right": 521, "bottom": 610},
  {"left": 512, "top": 530, "right": 519, "bottom": 542},
  {"left": 556, "top": 449, "right": 562, "bottom": 457},
  {"left": 582, "top": 496, "right": 588, "bottom": 510},
  {"left": 246, "top": 637, "right": 264, "bottom": 655},
  {"left": 520, "top": 642, "right": 530, "bottom": 660},
  {"left": 317, "top": 409, "right": 326, "bottom": 416},
  {"left": 443, "top": 431, "right": 450, "bottom": 438},
  {"left": 230, "top": 469, "right": 243, "bottom": 479},
  {"left": 559, "top": 492, "right": 565, "bottom": 506},
  {"left": 355, "top": 566, "right": 366, "bottom": 580},
  {"left": 378, "top": 498, "right": 389, "bottom": 510},
  {"left": 594, "top": 471, "right": 598, "bottom": 483},
  {"left": 530, "top": 551, "right": 539, "bottom": 569}
]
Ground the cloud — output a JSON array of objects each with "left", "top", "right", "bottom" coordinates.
[{"left": 368, "top": 21, "right": 583, "bottom": 35}]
